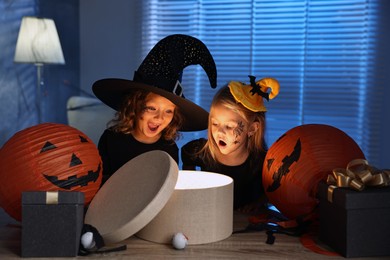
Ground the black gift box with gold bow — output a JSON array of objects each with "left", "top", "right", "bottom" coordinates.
[
  {"left": 318, "top": 181, "right": 390, "bottom": 257},
  {"left": 21, "top": 191, "right": 84, "bottom": 257}
]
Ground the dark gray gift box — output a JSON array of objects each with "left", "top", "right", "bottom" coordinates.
[
  {"left": 318, "top": 181, "right": 390, "bottom": 258},
  {"left": 21, "top": 191, "right": 84, "bottom": 257}
]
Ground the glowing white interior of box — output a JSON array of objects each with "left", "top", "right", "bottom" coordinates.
[{"left": 175, "top": 170, "right": 233, "bottom": 190}]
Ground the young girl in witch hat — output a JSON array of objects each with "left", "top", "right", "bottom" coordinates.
[
  {"left": 181, "top": 75, "right": 279, "bottom": 212},
  {"left": 93, "top": 34, "right": 217, "bottom": 185}
]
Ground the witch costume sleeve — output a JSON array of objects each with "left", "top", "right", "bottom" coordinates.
[{"left": 181, "top": 138, "right": 207, "bottom": 170}]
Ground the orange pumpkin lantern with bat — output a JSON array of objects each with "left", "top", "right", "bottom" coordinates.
[
  {"left": 0, "top": 123, "right": 102, "bottom": 221},
  {"left": 262, "top": 124, "right": 365, "bottom": 220}
]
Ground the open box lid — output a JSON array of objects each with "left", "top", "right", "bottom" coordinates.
[{"left": 84, "top": 150, "right": 178, "bottom": 245}]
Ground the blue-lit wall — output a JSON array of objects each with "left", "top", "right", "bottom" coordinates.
[{"left": 79, "top": 1, "right": 390, "bottom": 168}]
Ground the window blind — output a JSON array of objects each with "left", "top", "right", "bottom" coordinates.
[{"left": 138, "top": 0, "right": 383, "bottom": 166}]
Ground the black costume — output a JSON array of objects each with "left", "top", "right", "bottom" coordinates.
[
  {"left": 98, "top": 128, "right": 178, "bottom": 185},
  {"left": 181, "top": 138, "right": 266, "bottom": 209}
]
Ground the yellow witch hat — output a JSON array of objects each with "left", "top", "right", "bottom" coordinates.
[{"left": 228, "top": 75, "right": 280, "bottom": 112}]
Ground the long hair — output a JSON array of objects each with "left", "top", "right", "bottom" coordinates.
[
  {"left": 200, "top": 84, "right": 267, "bottom": 165},
  {"left": 109, "top": 89, "right": 183, "bottom": 141}
]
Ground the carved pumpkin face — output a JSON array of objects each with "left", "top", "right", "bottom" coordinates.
[
  {"left": 0, "top": 123, "right": 102, "bottom": 221},
  {"left": 262, "top": 124, "right": 365, "bottom": 220}
]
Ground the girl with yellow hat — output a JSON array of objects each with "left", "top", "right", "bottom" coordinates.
[{"left": 181, "top": 75, "right": 279, "bottom": 212}]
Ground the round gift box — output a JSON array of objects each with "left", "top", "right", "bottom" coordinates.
[
  {"left": 136, "top": 170, "right": 233, "bottom": 245},
  {"left": 84, "top": 151, "right": 179, "bottom": 245}
]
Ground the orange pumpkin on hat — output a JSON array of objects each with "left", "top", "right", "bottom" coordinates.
[
  {"left": 229, "top": 76, "right": 280, "bottom": 112},
  {"left": 0, "top": 123, "right": 102, "bottom": 221},
  {"left": 262, "top": 124, "right": 365, "bottom": 220}
]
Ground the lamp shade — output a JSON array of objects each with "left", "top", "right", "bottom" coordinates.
[{"left": 14, "top": 16, "right": 65, "bottom": 64}]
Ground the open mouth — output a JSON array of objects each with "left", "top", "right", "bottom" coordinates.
[
  {"left": 218, "top": 140, "right": 227, "bottom": 147},
  {"left": 148, "top": 123, "right": 160, "bottom": 132}
]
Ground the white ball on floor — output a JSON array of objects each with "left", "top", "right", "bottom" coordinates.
[
  {"left": 81, "top": 231, "right": 96, "bottom": 249},
  {"left": 172, "top": 232, "right": 188, "bottom": 250}
]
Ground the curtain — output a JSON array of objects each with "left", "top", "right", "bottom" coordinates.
[{"left": 137, "top": 0, "right": 385, "bottom": 166}]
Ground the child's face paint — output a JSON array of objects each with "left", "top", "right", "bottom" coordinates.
[
  {"left": 233, "top": 121, "right": 245, "bottom": 144},
  {"left": 210, "top": 104, "right": 249, "bottom": 155}
]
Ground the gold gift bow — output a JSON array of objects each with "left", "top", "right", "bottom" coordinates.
[{"left": 326, "top": 159, "right": 390, "bottom": 202}]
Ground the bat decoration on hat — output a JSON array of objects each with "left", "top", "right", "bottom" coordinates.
[
  {"left": 229, "top": 75, "right": 280, "bottom": 112},
  {"left": 249, "top": 75, "right": 270, "bottom": 101}
]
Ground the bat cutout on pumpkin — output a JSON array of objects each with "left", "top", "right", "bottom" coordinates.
[{"left": 266, "top": 138, "right": 301, "bottom": 192}]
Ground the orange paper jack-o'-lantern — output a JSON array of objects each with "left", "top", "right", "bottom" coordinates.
[
  {"left": 262, "top": 124, "right": 365, "bottom": 220},
  {"left": 0, "top": 123, "right": 102, "bottom": 221}
]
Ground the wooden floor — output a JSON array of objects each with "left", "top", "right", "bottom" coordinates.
[{"left": 0, "top": 207, "right": 387, "bottom": 260}]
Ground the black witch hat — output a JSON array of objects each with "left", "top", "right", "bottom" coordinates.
[{"left": 92, "top": 34, "right": 217, "bottom": 131}]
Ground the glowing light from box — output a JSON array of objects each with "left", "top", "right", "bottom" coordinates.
[{"left": 176, "top": 170, "right": 233, "bottom": 190}]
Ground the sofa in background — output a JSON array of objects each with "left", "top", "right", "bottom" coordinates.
[{"left": 67, "top": 96, "right": 115, "bottom": 145}]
